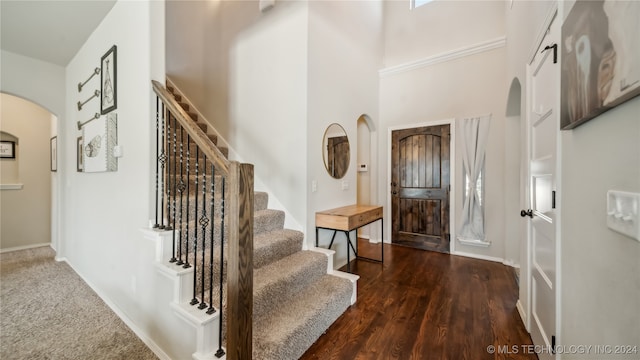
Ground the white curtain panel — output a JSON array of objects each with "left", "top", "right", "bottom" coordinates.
[{"left": 458, "top": 114, "right": 491, "bottom": 241}]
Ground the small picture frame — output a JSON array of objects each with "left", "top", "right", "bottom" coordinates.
[
  {"left": 77, "top": 136, "right": 84, "bottom": 172},
  {"left": 50, "top": 136, "right": 57, "bottom": 172},
  {"left": 0, "top": 140, "right": 16, "bottom": 159},
  {"left": 100, "top": 45, "right": 117, "bottom": 115}
]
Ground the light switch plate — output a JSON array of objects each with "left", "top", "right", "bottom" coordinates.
[{"left": 606, "top": 190, "right": 640, "bottom": 241}]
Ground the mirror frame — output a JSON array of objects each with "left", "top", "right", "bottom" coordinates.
[{"left": 322, "top": 123, "right": 350, "bottom": 179}]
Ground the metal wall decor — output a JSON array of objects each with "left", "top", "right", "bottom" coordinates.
[
  {"left": 77, "top": 90, "right": 100, "bottom": 111},
  {"left": 78, "top": 113, "right": 100, "bottom": 130},
  {"left": 101, "top": 45, "right": 117, "bottom": 115},
  {"left": 78, "top": 67, "right": 100, "bottom": 92}
]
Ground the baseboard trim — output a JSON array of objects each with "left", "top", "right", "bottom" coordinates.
[
  {"left": 452, "top": 250, "right": 504, "bottom": 264},
  {"left": 60, "top": 259, "right": 172, "bottom": 360},
  {"left": 0, "top": 242, "right": 51, "bottom": 254},
  {"left": 516, "top": 299, "right": 527, "bottom": 330},
  {"left": 379, "top": 36, "right": 506, "bottom": 77}
]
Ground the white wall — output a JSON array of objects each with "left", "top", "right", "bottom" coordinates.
[
  {"left": 230, "top": 1, "right": 309, "bottom": 230},
  {"left": 307, "top": 0, "right": 383, "bottom": 265},
  {"left": 507, "top": 0, "right": 640, "bottom": 353},
  {"left": 383, "top": 0, "right": 505, "bottom": 66},
  {"left": 380, "top": 1, "right": 507, "bottom": 260},
  {"left": 59, "top": 2, "right": 194, "bottom": 359},
  {"left": 166, "top": 1, "right": 384, "bottom": 261},
  {"left": 0, "top": 94, "right": 52, "bottom": 250},
  {"left": 560, "top": 98, "right": 640, "bottom": 358}
]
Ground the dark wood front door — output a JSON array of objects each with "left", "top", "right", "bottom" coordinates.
[{"left": 391, "top": 124, "right": 450, "bottom": 253}]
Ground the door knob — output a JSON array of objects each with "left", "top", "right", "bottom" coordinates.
[
  {"left": 392, "top": 191, "right": 397, "bottom": 195},
  {"left": 520, "top": 209, "right": 533, "bottom": 218}
]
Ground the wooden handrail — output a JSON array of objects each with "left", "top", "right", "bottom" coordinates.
[{"left": 151, "top": 80, "right": 230, "bottom": 176}]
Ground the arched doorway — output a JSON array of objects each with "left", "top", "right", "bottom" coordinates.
[
  {"left": 356, "top": 114, "right": 379, "bottom": 242},
  {"left": 0, "top": 93, "right": 56, "bottom": 252}
]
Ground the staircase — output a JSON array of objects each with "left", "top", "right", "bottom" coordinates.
[{"left": 149, "top": 80, "right": 358, "bottom": 359}]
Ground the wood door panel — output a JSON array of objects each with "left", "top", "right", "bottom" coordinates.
[{"left": 392, "top": 125, "right": 450, "bottom": 253}]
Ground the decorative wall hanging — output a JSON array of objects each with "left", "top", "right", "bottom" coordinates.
[
  {"left": 100, "top": 45, "right": 117, "bottom": 115},
  {"left": 560, "top": 0, "right": 640, "bottom": 130},
  {"left": 0, "top": 141, "right": 16, "bottom": 159},
  {"left": 77, "top": 90, "right": 100, "bottom": 111},
  {"left": 77, "top": 113, "right": 100, "bottom": 130},
  {"left": 82, "top": 113, "right": 117, "bottom": 172},
  {"left": 77, "top": 136, "right": 84, "bottom": 172},
  {"left": 78, "top": 67, "right": 100, "bottom": 92},
  {"left": 50, "top": 136, "right": 57, "bottom": 172}
]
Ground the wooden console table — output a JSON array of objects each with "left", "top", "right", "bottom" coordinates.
[{"left": 315, "top": 205, "right": 383, "bottom": 272}]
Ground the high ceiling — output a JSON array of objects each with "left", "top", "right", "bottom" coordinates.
[{"left": 1, "top": 0, "right": 117, "bottom": 67}]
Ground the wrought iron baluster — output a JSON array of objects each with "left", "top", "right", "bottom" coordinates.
[
  {"left": 170, "top": 115, "right": 178, "bottom": 263},
  {"left": 207, "top": 163, "right": 217, "bottom": 315},
  {"left": 164, "top": 112, "right": 172, "bottom": 231},
  {"left": 198, "top": 157, "right": 209, "bottom": 310},
  {"left": 158, "top": 105, "right": 167, "bottom": 229},
  {"left": 153, "top": 97, "right": 160, "bottom": 228},
  {"left": 191, "top": 147, "right": 200, "bottom": 305},
  {"left": 176, "top": 126, "right": 186, "bottom": 266},
  {"left": 183, "top": 134, "right": 191, "bottom": 269},
  {"left": 215, "top": 178, "right": 226, "bottom": 358}
]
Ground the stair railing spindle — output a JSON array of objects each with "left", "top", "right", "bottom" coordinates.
[
  {"left": 207, "top": 163, "right": 216, "bottom": 315},
  {"left": 198, "top": 157, "right": 208, "bottom": 310},
  {"left": 170, "top": 113, "right": 178, "bottom": 263},
  {"left": 176, "top": 125, "right": 185, "bottom": 266},
  {"left": 159, "top": 105, "right": 167, "bottom": 229},
  {"left": 190, "top": 147, "right": 200, "bottom": 305},
  {"left": 153, "top": 96, "right": 160, "bottom": 228},
  {"left": 164, "top": 112, "right": 172, "bottom": 231},
  {"left": 183, "top": 134, "right": 191, "bottom": 269},
  {"left": 215, "top": 178, "right": 226, "bottom": 358}
]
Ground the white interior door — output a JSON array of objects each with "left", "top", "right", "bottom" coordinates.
[{"left": 526, "top": 12, "right": 559, "bottom": 360}]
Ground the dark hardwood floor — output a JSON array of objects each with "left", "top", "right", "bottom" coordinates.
[{"left": 301, "top": 239, "right": 537, "bottom": 360}]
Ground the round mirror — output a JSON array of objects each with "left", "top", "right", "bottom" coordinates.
[{"left": 322, "top": 123, "right": 350, "bottom": 179}]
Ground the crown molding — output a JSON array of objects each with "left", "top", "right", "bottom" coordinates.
[{"left": 379, "top": 36, "right": 507, "bottom": 78}]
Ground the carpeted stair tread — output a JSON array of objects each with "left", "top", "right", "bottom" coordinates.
[
  {"left": 254, "top": 192, "right": 268, "bottom": 211},
  {"left": 253, "top": 229, "right": 303, "bottom": 269},
  {"left": 253, "top": 274, "right": 353, "bottom": 360},
  {"left": 253, "top": 251, "right": 326, "bottom": 320},
  {"left": 254, "top": 209, "right": 285, "bottom": 235}
]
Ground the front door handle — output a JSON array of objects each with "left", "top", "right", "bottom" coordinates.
[{"left": 520, "top": 209, "right": 533, "bottom": 218}]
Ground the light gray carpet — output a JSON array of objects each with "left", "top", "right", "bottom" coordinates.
[{"left": 0, "top": 246, "right": 158, "bottom": 360}]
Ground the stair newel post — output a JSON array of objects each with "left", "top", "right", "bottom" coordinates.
[
  {"left": 169, "top": 114, "right": 178, "bottom": 263},
  {"left": 226, "top": 162, "right": 254, "bottom": 360},
  {"left": 176, "top": 125, "right": 185, "bottom": 266},
  {"left": 207, "top": 163, "right": 217, "bottom": 315},
  {"left": 190, "top": 146, "right": 200, "bottom": 305},
  {"left": 183, "top": 134, "right": 192, "bottom": 269},
  {"left": 153, "top": 96, "right": 160, "bottom": 228},
  {"left": 216, "top": 177, "right": 226, "bottom": 359},
  {"left": 198, "top": 156, "right": 208, "bottom": 310}
]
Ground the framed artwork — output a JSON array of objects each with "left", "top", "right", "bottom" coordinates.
[
  {"left": 560, "top": 0, "right": 640, "bottom": 130},
  {"left": 50, "top": 136, "right": 57, "bottom": 172},
  {"left": 100, "top": 45, "right": 117, "bottom": 115},
  {"left": 0, "top": 141, "right": 16, "bottom": 159},
  {"left": 83, "top": 113, "right": 117, "bottom": 173},
  {"left": 77, "top": 136, "right": 84, "bottom": 172}
]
